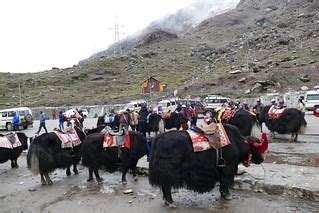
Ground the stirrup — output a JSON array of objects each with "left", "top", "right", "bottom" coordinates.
[{"left": 218, "top": 157, "right": 226, "bottom": 168}]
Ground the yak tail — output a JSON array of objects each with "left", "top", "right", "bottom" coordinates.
[
  {"left": 298, "top": 117, "right": 307, "bottom": 134},
  {"left": 251, "top": 119, "right": 262, "bottom": 140},
  {"left": 158, "top": 119, "right": 165, "bottom": 133},
  {"left": 29, "top": 154, "right": 40, "bottom": 175}
]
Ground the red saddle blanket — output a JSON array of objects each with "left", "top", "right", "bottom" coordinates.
[
  {"left": 0, "top": 135, "right": 22, "bottom": 149},
  {"left": 222, "top": 109, "right": 238, "bottom": 121},
  {"left": 103, "top": 132, "right": 131, "bottom": 149},
  {"left": 54, "top": 131, "right": 81, "bottom": 148},
  {"left": 268, "top": 107, "right": 286, "bottom": 120},
  {"left": 187, "top": 123, "right": 231, "bottom": 152}
]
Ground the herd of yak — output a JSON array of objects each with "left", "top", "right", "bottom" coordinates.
[{"left": 0, "top": 105, "right": 306, "bottom": 207}]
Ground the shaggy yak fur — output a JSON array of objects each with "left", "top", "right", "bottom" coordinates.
[
  {"left": 149, "top": 124, "right": 265, "bottom": 207},
  {"left": 146, "top": 113, "right": 163, "bottom": 136},
  {"left": 163, "top": 112, "right": 188, "bottom": 130},
  {"left": 259, "top": 105, "right": 307, "bottom": 141},
  {"left": 222, "top": 109, "right": 261, "bottom": 139},
  {"left": 27, "top": 126, "right": 86, "bottom": 185},
  {"left": 0, "top": 132, "right": 29, "bottom": 168},
  {"left": 81, "top": 131, "right": 147, "bottom": 184}
]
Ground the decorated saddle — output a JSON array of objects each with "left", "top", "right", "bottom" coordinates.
[
  {"left": 187, "top": 123, "right": 231, "bottom": 152},
  {"left": 103, "top": 129, "right": 131, "bottom": 149},
  {"left": 221, "top": 109, "right": 238, "bottom": 122},
  {"left": 0, "top": 133, "right": 22, "bottom": 149},
  {"left": 54, "top": 131, "right": 81, "bottom": 149},
  {"left": 268, "top": 107, "right": 286, "bottom": 120}
]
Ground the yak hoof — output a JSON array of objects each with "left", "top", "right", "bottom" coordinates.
[
  {"left": 97, "top": 177, "right": 104, "bottom": 183},
  {"left": 122, "top": 181, "right": 127, "bottom": 185},
  {"left": 134, "top": 177, "right": 138, "bottom": 182},
  {"left": 74, "top": 170, "right": 79, "bottom": 175},
  {"left": 41, "top": 180, "right": 47, "bottom": 185},
  {"left": 47, "top": 180, "right": 53, "bottom": 185},
  {"left": 87, "top": 178, "right": 94, "bottom": 182},
  {"left": 168, "top": 202, "right": 177, "bottom": 209},
  {"left": 221, "top": 192, "right": 232, "bottom": 200}
]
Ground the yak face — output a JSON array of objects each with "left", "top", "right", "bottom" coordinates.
[{"left": 246, "top": 133, "right": 269, "bottom": 165}]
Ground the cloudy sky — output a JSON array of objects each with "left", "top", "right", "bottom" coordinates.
[
  {"left": 0, "top": 0, "right": 238, "bottom": 73},
  {"left": 0, "top": 0, "right": 196, "bottom": 73}
]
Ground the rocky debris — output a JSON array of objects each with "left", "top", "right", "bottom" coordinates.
[
  {"left": 239, "top": 77, "right": 247, "bottom": 83},
  {"left": 245, "top": 89, "right": 251, "bottom": 94},
  {"left": 25, "top": 78, "right": 36, "bottom": 85},
  {"left": 141, "top": 51, "right": 158, "bottom": 58},
  {"left": 137, "top": 30, "right": 178, "bottom": 47},
  {"left": 299, "top": 75, "right": 310, "bottom": 82},
  {"left": 124, "top": 189, "right": 134, "bottom": 194},
  {"left": 256, "top": 18, "right": 271, "bottom": 27},
  {"left": 301, "top": 86, "right": 309, "bottom": 91},
  {"left": 251, "top": 83, "right": 263, "bottom": 93},
  {"left": 230, "top": 70, "right": 242, "bottom": 74}
]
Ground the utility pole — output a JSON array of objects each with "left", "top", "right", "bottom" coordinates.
[
  {"left": 148, "top": 69, "right": 152, "bottom": 106},
  {"left": 109, "top": 16, "right": 125, "bottom": 55},
  {"left": 18, "top": 84, "right": 21, "bottom": 107}
]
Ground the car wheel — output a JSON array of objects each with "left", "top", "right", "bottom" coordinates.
[
  {"left": 24, "top": 114, "right": 33, "bottom": 122},
  {"left": 6, "top": 122, "right": 13, "bottom": 131}
]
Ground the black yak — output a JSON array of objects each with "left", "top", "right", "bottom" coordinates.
[
  {"left": 97, "top": 114, "right": 120, "bottom": 130},
  {"left": 259, "top": 105, "right": 307, "bottom": 141},
  {"left": 0, "top": 132, "right": 30, "bottom": 168},
  {"left": 81, "top": 131, "right": 147, "bottom": 184},
  {"left": 216, "top": 109, "right": 261, "bottom": 139},
  {"left": 27, "top": 126, "right": 86, "bottom": 185},
  {"left": 146, "top": 113, "right": 164, "bottom": 136},
  {"left": 149, "top": 124, "right": 268, "bottom": 208}
]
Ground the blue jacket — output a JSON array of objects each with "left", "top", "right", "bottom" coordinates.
[
  {"left": 59, "top": 113, "right": 64, "bottom": 123},
  {"left": 40, "top": 113, "right": 46, "bottom": 124},
  {"left": 12, "top": 114, "right": 20, "bottom": 125}
]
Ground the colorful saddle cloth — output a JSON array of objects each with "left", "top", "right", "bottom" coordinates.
[
  {"left": 54, "top": 131, "right": 81, "bottom": 149},
  {"left": 103, "top": 131, "right": 131, "bottom": 149},
  {"left": 268, "top": 107, "right": 286, "bottom": 120},
  {"left": 187, "top": 123, "right": 231, "bottom": 152},
  {"left": 0, "top": 134, "right": 22, "bottom": 149},
  {"left": 222, "top": 109, "right": 238, "bottom": 121}
]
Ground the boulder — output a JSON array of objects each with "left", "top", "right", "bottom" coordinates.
[
  {"left": 251, "top": 83, "right": 263, "bottom": 93},
  {"left": 299, "top": 75, "right": 310, "bottom": 82},
  {"left": 301, "top": 86, "right": 309, "bottom": 91},
  {"left": 230, "top": 70, "right": 242, "bottom": 74},
  {"left": 239, "top": 77, "right": 247, "bottom": 83}
]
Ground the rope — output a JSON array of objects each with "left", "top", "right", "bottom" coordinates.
[{"left": 245, "top": 163, "right": 267, "bottom": 180}]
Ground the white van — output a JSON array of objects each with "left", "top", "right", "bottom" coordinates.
[
  {"left": 203, "top": 96, "right": 229, "bottom": 110},
  {"left": 157, "top": 99, "right": 178, "bottom": 113},
  {"left": 0, "top": 107, "right": 34, "bottom": 130},
  {"left": 119, "top": 100, "right": 146, "bottom": 113},
  {"left": 305, "top": 90, "right": 319, "bottom": 111}
]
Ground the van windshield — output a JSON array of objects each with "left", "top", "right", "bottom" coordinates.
[
  {"left": 204, "top": 99, "right": 227, "bottom": 104},
  {"left": 307, "top": 94, "right": 319, "bottom": 100}
]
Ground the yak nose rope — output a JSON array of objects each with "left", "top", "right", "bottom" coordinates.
[{"left": 245, "top": 163, "right": 266, "bottom": 180}]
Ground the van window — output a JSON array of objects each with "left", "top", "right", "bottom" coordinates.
[
  {"left": 171, "top": 102, "right": 176, "bottom": 106},
  {"left": 307, "top": 94, "right": 319, "bottom": 100},
  {"left": 167, "top": 103, "right": 170, "bottom": 107},
  {"left": 2, "top": 112, "right": 8, "bottom": 117},
  {"left": 8, "top": 111, "right": 15, "bottom": 117}
]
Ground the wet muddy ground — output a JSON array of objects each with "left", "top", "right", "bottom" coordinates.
[{"left": 1, "top": 156, "right": 318, "bottom": 213}]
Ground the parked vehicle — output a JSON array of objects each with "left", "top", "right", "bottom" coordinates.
[
  {"left": 305, "top": 90, "right": 319, "bottom": 111},
  {"left": 176, "top": 99, "right": 206, "bottom": 115},
  {"left": 0, "top": 107, "right": 33, "bottom": 130},
  {"left": 157, "top": 99, "right": 178, "bottom": 113},
  {"left": 82, "top": 109, "right": 88, "bottom": 118},
  {"left": 119, "top": 100, "right": 146, "bottom": 113}
]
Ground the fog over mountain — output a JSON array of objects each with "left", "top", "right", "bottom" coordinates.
[{"left": 79, "top": 0, "right": 240, "bottom": 64}]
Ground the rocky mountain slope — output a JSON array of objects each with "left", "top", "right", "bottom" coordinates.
[{"left": 0, "top": 0, "right": 318, "bottom": 108}]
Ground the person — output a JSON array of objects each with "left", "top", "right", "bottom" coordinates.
[
  {"left": 121, "top": 109, "right": 131, "bottom": 130},
  {"left": 12, "top": 112, "right": 20, "bottom": 131},
  {"left": 36, "top": 111, "right": 48, "bottom": 134},
  {"left": 242, "top": 101, "right": 250, "bottom": 111},
  {"left": 252, "top": 99, "right": 264, "bottom": 117},
  {"left": 297, "top": 96, "right": 306, "bottom": 117},
  {"left": 138, "top": 104, "right": 149, "bottom": 136},
  {"left": 64, "top": 121, "right": 73, "bottom": 132},
  {"left": 157, "top": 105, "right": 163, "bottom": 114},
  {"left": 51, "top": 110, "right": 57, "bottom": 120},
  {"left": 227, "top": 100, "right": 235, "bottom": 110},
  {"left": 58, "top": 111, "right": 65, "bottom": 130},
  {"left": 234, "top": 101, "right": 241, "bottom": 109},
  {"left": 179, "top": 105, "right": 189, "bottom": 130},
  {"left": 175, "top": 103, "right": 182, "bottom": 113},
  {"left": 130, "top": 110, "right": 139, "bottom": 131},
  {"left": 276, "top": 99, "right": 287, "bottom": 109},
  {"left": 188, "top": 104, "right": 198, "bottom": 126}
]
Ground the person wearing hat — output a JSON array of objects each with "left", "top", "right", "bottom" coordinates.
[
  {"left": 179, "top": 104, "right": 189, "bottom": 130},
  {"left": 252, "top": 98, "right": 264, "bottom": 118}
]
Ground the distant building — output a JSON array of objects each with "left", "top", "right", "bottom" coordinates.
[{"left": 141, "top": 77, "right": 166, "bottom": 94}]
